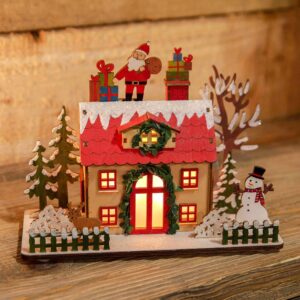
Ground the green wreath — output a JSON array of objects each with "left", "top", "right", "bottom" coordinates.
[
  {"left": 131, "top": 120, "right": 172, "bottom": 156},
  {"left": 119, "top": 164, "right": 179, "bottom": 235}
]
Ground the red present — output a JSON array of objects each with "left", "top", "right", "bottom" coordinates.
[
  {"left": 165, "top": 80, "right": 190, "bottom": 101},
  {"left": 183, "top": 55, "right": 193, "bottom": 71},
  {"left": 89, "top": 75, "right": 100, "bottom": 101}
]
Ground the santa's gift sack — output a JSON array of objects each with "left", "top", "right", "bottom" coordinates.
[
  {"left": 166, "top": 70, "right": 189, "bottom": 81},
  {"left": 183, "top": 55, "right": 193, "bottom": 71},
  {"left": 168, "top": 61, "right": 185, "bottom": 72},
  {"left": 98, "top": 72, "right": 114, "bottom": 86},
  {"left": 89, "top": 75, "right": 100, "bottom": 102},
  {"left": 99, "top": 86, "right": 118, "bottom": 102}
]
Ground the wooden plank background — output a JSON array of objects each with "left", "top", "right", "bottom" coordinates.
[
  {"left": 0, "top": 2, "right": 299, "bottom": 166},
  {"left": 0, "top": 0, "right": 299, "bottom": 33}
]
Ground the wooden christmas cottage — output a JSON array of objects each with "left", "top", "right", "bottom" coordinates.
[{"left": 79, "top": 100, "right": 217, "bottom": 234}]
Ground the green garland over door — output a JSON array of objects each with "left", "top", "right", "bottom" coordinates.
[{"left": 119, "top": 164, "right": 179, "bottom": 235}]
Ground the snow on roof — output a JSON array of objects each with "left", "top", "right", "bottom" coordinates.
[{"left": 79, "top": 100, "right": 214, "bottom": 134}]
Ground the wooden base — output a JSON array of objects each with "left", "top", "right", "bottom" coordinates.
[{"left": 21, "top": 210, "right": 283, "bottom": 261}]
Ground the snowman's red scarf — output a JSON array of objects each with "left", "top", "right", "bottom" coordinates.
[{"left": 244, "top": 188, "right": 265, "bottom": 206}]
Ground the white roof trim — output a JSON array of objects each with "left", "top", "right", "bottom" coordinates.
[{"left": 79, "top": 100, "right": 214, "bottom": 134}]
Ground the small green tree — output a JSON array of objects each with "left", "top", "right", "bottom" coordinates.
[
  {"left": 213, "top": 153, "right": 241, "bottom": 214},
  {"left": 24, "top": 141, "right": 58, "bottom": 210},
  {"left": 49, "top": 106, "right": 80, "bottom": 208}
]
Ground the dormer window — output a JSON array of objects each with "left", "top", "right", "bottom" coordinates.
[{"left": 117, "top": 113, "right": 180, "bottom": 153}]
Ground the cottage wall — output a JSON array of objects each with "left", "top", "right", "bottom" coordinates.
[{"left": 86, "top": 162, "right": 211, "bottom": 234}]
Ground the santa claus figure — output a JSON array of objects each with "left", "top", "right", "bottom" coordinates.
[{"left": 115, "top": 42, "right": 160, "bottom": 101}]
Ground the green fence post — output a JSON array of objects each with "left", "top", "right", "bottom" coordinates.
[
  {"left": 262, "top": 220, "right": 270, "bottom": 243},
  {"left": 272, "top": 220, "right": 280, "bottom": 243},
  {"left": 82, "top": 227, "right": 89, "bottom": 251},
  {"left": 103, "top": 227, "right": 110, "bottom": 250},
  {"left": 232, "top": 222, "right": 239, "bottom": 245},
  {"left": 222, "top": 223, "right": 229, "bottom": 245},
  {"left": 61, "top": 228, "right": 68, "bottom": 251},
  {"left": 40, "top": 230, "right": 46, "bottom": 253},
  {"left": 242, "top": 221, "right": 249, "bottom": 244},
  {"left": 93, "top": 227, "right": 100, "bottom": 251},
  {"left": 50, "top": 229, "right": 57, "bottom": 252},
  {"left": 252, "top": 221, "right": 259, "bottom": 244},
  {"left": 72, "top": 228, "right": 78, "bottom": 251},
  {"left": 29, "top": 229, "right": 35, "bottom": 253}
]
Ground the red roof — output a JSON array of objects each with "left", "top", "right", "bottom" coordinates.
[{"left": 80, "top": 112, "right": 217, "bottom": 166}]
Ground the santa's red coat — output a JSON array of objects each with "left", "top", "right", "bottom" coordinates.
[{"left": 115, "top": 65, "right": 151, "bottom": 82}]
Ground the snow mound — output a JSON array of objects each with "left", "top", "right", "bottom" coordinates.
[
  {"left": 29, "top": 205, "right": 74, "bottom": 235},
  {"left": 194, "top": 209, "right": 235, "bottom": 238}
]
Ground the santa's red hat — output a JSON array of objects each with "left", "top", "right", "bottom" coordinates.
[{"left": 136, "top": 41, "right": 150, "bottom": 56}]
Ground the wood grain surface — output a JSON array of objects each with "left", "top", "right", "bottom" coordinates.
[
  {"left": 0, "top": 6, "right": 300, "bottom": 166},
  {"left": 0, "top": 117, "right": 299, "bottom": 299},
  {"left": 0, "top": 0, "right": 299, "bottom": 33}
]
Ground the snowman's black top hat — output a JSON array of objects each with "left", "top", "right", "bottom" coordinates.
[{"left": 249, "top": 166, "right": 265, "bottom": 179}]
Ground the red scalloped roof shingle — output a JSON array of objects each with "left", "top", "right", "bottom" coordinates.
[{"left": 80, "top": 112, "right": 217, "bottom": 166}]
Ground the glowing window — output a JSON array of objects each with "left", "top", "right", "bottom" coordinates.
[
  {"left": 152, "top": 193, "right": 164, "bottom": 228},
  {"left": 179, "top": 204, "right": 197, "bottom": 223},
  {"left": 152, "top": 175, "right": 164, "bottom": 188},
  {"left": 98, "top": 170, "right": 117, "bottom": 190},
  {"left": 135, "top": 193, "right": 147, "bottom": 229},
  {"left": 100, "top": 207, "right": 117, "bottom": 225},
  {"left": 181, "top": 169, "right": 199, "bottom": 188},
  {"left": 140, "top": 130, "right": 159, "bottom": 145},
  {"left": 136, "top": 175, "right": 148, "bottom": 188}
]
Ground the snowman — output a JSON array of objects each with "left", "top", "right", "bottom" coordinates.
[{"left": 235, "top": 166, "right": 274, "bottom": 224}]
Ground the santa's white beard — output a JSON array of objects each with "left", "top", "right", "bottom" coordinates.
[{"left": 128, "top": 57, "right": 145, "bottom": 71}]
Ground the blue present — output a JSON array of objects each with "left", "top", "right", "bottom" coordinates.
[
  {"left": 173, "top": 53, "right": 183, "bottom": 61},
  {"left": 99, "top": 86, "right": 118, "bottom": 102}
]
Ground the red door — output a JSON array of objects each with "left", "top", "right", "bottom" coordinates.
[{"left": 130, "top": 173, "right": 168, "bottom": 234}]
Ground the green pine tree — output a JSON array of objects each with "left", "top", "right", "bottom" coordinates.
[
  {"left": 49, "top": 106, "right": 80, "bottom": 208},
  {"left": 213, "top": 153, "right": 241, "bottom": 214},
  {"left": 24, "top": 141, "right": 58, "bottom": 210}
]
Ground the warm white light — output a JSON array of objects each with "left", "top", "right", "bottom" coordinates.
[
  {"left": 152, "top": 193, "right": 164, "bottom": 228},
  {"left": 152, "top": 175, "right": 164, "bottom": 187},
  {"left": 135, "top": 193, "right": 147, "bottom": 229},
  {"left": 136, "top": 175, "right": 148, "bottom": 188}
]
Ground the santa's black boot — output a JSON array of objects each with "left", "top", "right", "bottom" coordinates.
[
  {"left": 125, "top": 93, "right": 133, "bottom": 101},
  {"left": 135, "top": 93, "right": 144, "bottom": 101}
]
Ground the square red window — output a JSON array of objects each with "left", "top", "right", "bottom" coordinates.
[
  {"left": 179, "top": 204, "right": 197, "bottom": 223},
  {"left": 98, "top": 170, "right": 117, "bottom": 190},
  {"left": 180, "top": 168, "right": 199, "bottom": 189},
  {"left": 99, "top": 207, "right": 117, "bottom": 225}
]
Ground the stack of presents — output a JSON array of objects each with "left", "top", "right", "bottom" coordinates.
[
  {"left": 165, "top": 48, "right": 193, "bottom": 101},
  {"left": 89, "top": 60, "right": 119, "bottom": 102},
  {"left": 89, "top": 48, "right": 193, "bottom": 102}
]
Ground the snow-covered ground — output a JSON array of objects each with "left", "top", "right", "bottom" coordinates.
[{"left": 21, "top": 210, "right": 283, "bottom": 258}]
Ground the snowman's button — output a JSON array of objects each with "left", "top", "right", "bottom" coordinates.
[
  {"left": 247, "top": 204, "right": 250, "bottom": 206},
  {"left": 247, "top": 209, "right": 250, "bottom": 212}
]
